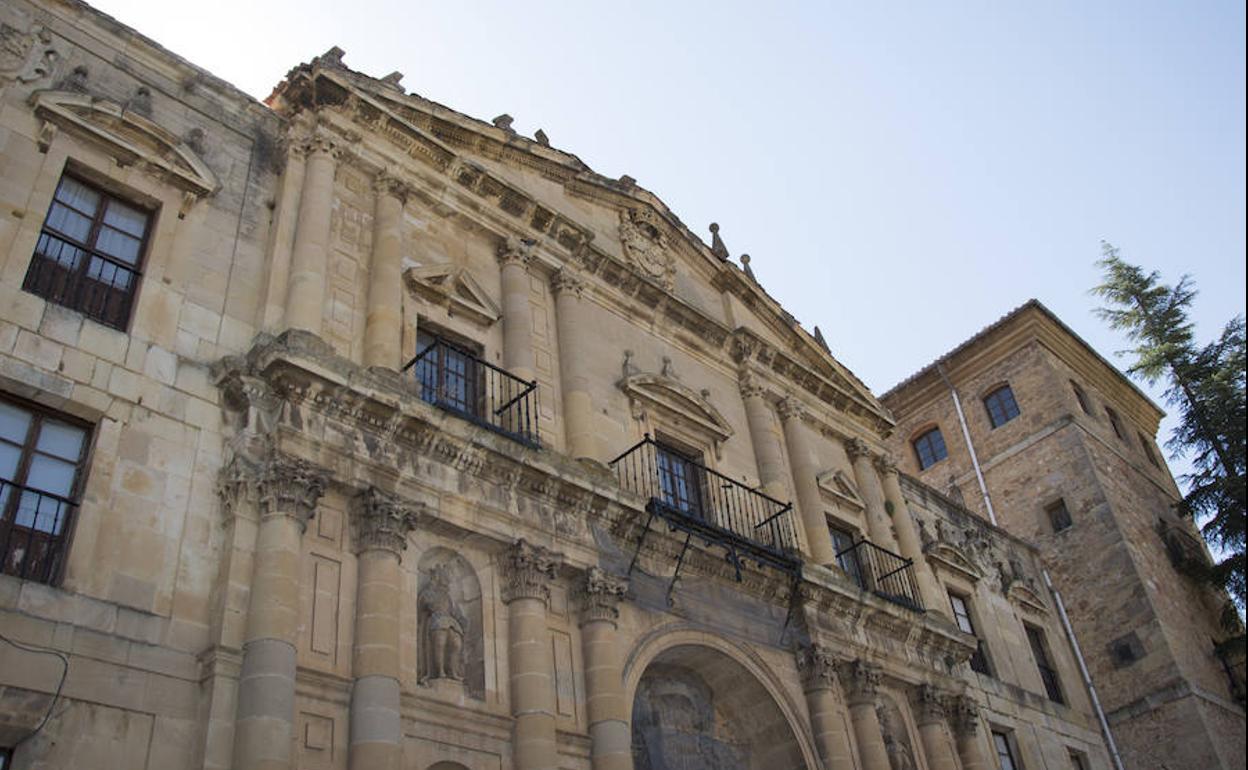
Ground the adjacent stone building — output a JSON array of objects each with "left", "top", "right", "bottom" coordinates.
[
  {"left": 881, "top": 301, "right": 1246, "bottom": 770},
  {"left": 0, "top": 2, "right": 1226, "bottom": 769}
]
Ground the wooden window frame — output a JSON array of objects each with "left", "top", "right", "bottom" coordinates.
[
  {"left": 912, "top": 426, "right": 948, "bottom": 470},
  {"left": 22, "top": 173, "right": 154, "bottom": 331},
  {"left": 652, "top": 434, "right": 709, "bottom": 521},
  {"left": 983, "top": 384, "right": 1021, "bottom": 429}
]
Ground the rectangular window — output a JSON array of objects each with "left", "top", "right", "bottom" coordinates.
[
  {"left": 1070, "top": 381, "right": 1093, "bottom": 415},
  {"left": 0, "top": 396, "right": 91, "bottom": 584},
  {"left": 413, "top": 330, "right": 484, "bottom": 418},
  {"left": 830, "top": 525, "right": 866, "bottom": 589},
  {"left": 912, "top": 427, "right": 948, "bottom": 470},
  {"left": 1046, "top": 499, "right": 1073, "bottom": 533},
  {"left": 23, "top": 174, "right": 152, "bottom": 331},
  {"left": 1069, "top": 750, "right": 1089, "bottom": 770},
  {"left": 950, "top": 592, "right": 992, "bottom": 675},
  {"left": 983, "top": 384, "right": 1021, "bottom": 428},
  {"left": 654, "top": 440, "right": 706, "bottom": 520},
  {"left": 993, "top": 731, "right": 1021, "bottom": 770},
  {"left": 1025, "top": 624, "right": 1065, "bottom": 704}
]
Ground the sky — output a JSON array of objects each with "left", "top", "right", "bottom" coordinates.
[{"left": 90, "top": 0, "right": 1246, "bottom": 479}]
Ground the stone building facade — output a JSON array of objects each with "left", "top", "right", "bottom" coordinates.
[
  {"left": 880, "top": 301, "right": 1246, "bottom": 770},
  {"left": 0, "top": 2, "right": 1175, "bottom": 769}
]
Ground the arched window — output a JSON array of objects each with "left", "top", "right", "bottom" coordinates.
[
  {"left": 912, "top": 427, "right": 948, "bottom": 470},
  {"left": 1070, "top": 381, "right": 1093, "bottom": 415},
  {"left": 983, "top": 384, "right": 1021, "bottom": 428}
]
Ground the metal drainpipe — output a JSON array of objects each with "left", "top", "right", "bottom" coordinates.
[
  {"left": 936, "top": 362, "right": 998, "bottom": 525},
  {"left": 1045, "top": 570, "right": 1126, "bottom": 770}
]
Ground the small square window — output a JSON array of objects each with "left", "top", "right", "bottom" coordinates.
[
  {"left": 983, "top": 384, "right": 1021, "bottom": 428},
  {"left": 912, "top": 427, "right": 948, "bottom": 470},
  {"left": 1069, "top": 750, "right": 1089, "bottom": 770},
  {"left": 1046, "top": 499, "right": 1073, "bottom": 533},
  {"left": 23, "top": 174, "right": 152, "bottom": 331}
]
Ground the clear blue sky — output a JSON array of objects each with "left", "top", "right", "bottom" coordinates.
[{"left": 92, "top": 0, "right": 1245, "bottom": 475}]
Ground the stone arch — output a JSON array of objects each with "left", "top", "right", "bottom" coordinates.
[
  {"left": 417, "top": 547, "right": 485, "bottom": 699},
  {"left": 624, "top": 626, "right": 818, "bottom": 770}
]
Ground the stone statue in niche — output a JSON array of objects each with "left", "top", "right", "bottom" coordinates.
[
  {"left": 419, "top": 563, "right": 466, "bottom": 680},
  {"left": 876, "top": 696, "right": 918, "bottom": 770}
]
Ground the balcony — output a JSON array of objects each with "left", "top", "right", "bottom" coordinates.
[
  {"left": 608, "top": 436, "right": 801, "bottom": 579},
  {"left": 834, "top": 538, "right": 924, "bottom": 611},
  {"left": 403, "top": 339, "right": 541, "bottom": 448},
  {"left": 1, "top": 480, "right": 77, "bottom": 585}
]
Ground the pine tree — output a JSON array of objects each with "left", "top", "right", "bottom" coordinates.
[{"left": 1092, "top": 242, "right": 1246, "bottom": 625}]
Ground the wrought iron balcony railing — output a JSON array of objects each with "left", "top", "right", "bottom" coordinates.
[
  {"left": 834, "top": 538, "right": 923, "bottom": 611},
  {"left": 608, "top": 436, "right": 801, "bottom": 579},
  {"left": 1, "top": 479, "right": 78, "bottom": 585},
  {"left": 403, "top": 339, "right": 541, "bottom": 448}
]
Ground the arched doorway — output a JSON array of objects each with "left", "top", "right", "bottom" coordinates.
[{"left": 630, "top": 644, "right": 810, "bottom": 770}]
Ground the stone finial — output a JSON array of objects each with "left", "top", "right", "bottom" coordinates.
[
  {"left": 813, "top": 326, "right": 831, "bottom": 353},
  {"left": 875, "top": 452, "right": 900, "bottom": 477},
  {"left": 949, "top": 694, "right": 981, "bottom": 737},
  {"left": 661, "top": 355, "right": 679, "bottom": 380},
  {"left": 618, "top": 174, "right": 637, "bottom": 189},
  {"left": 578, "top": 567, "right": 628, "bottom": 626},
  {"left": 497, "top": 236, "right": 535, "bottom": 267},
  {"left": 534, "top": 129, "right": 550, "bottom": 146},
  {"left": 312, "top": 46, "right": 346, "bottom": 68},
  {"left": 777, "top": 395, "right": 807, "bottom": 423},
  {"left": 622, "top": 350, "right": 640, "bottom": 379},
  {"left": 740, "top": 253, "right": 756, "bottom": 280},
  {"left": 183, "top": 127, "right": 206, "bottom": 155},
  {"left": 845, "top": 437, "right": 873, "bottom": 462},
  {"left": 796, "top": 643, "right": 841, "bottom": 694},
  {"left": 257, "top": 455, "right": 328, "bottom": 529},
  {"left": 500, "top": 539, "right": 563, "bottom": 605},
  {"left": 841, "top": 659, "right": 882, "bottom": 705},
  {"left": 352, "top": 487, "right": 420, "bottom": 556},
  {"left": 914, "top": 684, "right": 948, "bottom": 725},
  {"left": 709, "top": 223, "right": 730, "bottom": 261},
  {"left": 380, "top": 71, "right": 404, "bottom": 89},
  {"left": 492, "top": 114, "right": 515, "bottom": 133},
  {"left": 550, "top": 268, "right": 586, "bottom": 298}
]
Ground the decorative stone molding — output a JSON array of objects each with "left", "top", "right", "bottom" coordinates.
[
  {"left": 777, "top": 396, "right": 807, "bottom": 423},
  {"left": 845, "top": 437, "right": 873, "bottom": 462},
  {"left": 500, "top": 539, "right": 563, "bottom": 605},
  {"left": 841, "top": 659, "right": 882, "bottom": 705},
  {"left": 497, "top": 236, "right": 535, "bottom": 268},
  {"left": 577, "top": 567, "right": 629, "bottom": 626},
  {"left": 257, "top": 455, "right": 328, "bottom": 528},
  {"left": 914, "top": 684, "right": 948, "bottom": 725},
  {"left": 373, "top": 170, "right": 412, "bottom": 202},
  {"left": 0, "top": 16, "right": 57, "bottom": 86},
  {"left": 549, "top": 268, "right": 586, "bottom": 298},
  {"left": 949, "top": 695, "right": 981, "bottom": 737},
  {"left": 352, "top": 487, "right": 420, "bottom": 556},
  {"left": 874, "top": 452, "right": 900, "bottom": 477},
  {"left": 795, "top": 643, "right": 841, "bottom": 694}
]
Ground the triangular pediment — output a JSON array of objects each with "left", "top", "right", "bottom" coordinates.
[
  {"left": 926, "top": 542, "right": 984, "bottom": 582},
  {"left": 1008, "top": 583, "right": 1049, "bottom": 615},
  {"left": 618, "top": 373, "right": 733, "bottom": 444},
  {"left": 817, "top": 469, "right": 865, "bottom": 511},
  {"left": 403, "top": 264, "right": 500, "bottom": 327},
  {"left": 31, "top": 90, "right": 218, "bottom": 198}
]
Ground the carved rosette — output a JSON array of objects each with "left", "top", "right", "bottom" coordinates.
[
  {"left": 257, "top": 456, "right": 328, "bottom": 529},
  {"left": 500, "top": 539, "right": 563, "bottom": 605},
  {"left": 352, "top": 487, "right": 420, "bottom": 556},
  {"left": 841, "top": 659, "right": 882, "bottom": 706},
  {"left": 777, "top": 395, "right": 807, "bottom": 423},
  {"left": 497, "top": 236, "right": 535, "bottom": 269},
  {"left": 578, "top": 567, "right": 629, "bottom": 627},
  {"left": 549, "top": 268, "right": 585, "bottom": 298},
  {"left": 949, "top": 694, "right": 981, "bottom": 737},
  {"left": 874, "top": 452, "right": 900, "bottom": 478},
  {"left": 796, "top": 643, "right": 841, "bottom": 694},
  {"left": 845, "top": 437, "right": 873, "bottom": 463},
  {"left": 914, "top": 684, "right": 948, "bottom": 725},
  {"left": 373, "top": 170, "right": 413, "bottom": 203}
]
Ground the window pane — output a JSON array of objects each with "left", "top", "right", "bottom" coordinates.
[
  {"left": 54, "top": 176, "right": 101, "bottom": 215},
  {"left": 86, "top": 256, "right": 134, "bottom": 290},
  {"left": 0, "top": 402, "right": 31, "bottom": 444},
  {"left": 14, "top": 489, "right": 70, "bottom": 533},
  {"left": 0, "top": 443, "right": 21, "bottom": 481},
  {"left": 103, "top": 199, "right": 148, "bottom": 237},
  {"left": 24, "top": 455, "right": 76, "bottom": 497},
  {"left": 36, "top": 420, "right": 86, "bottom": 461},
  {"left": 95, "top": 225, "right": 142, "bottom": 264},
  {"left": 45, "top": 201, "right": 94, "bottom": 242}
]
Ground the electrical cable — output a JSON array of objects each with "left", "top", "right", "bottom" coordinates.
[{"left": 0, "top": 630, "right": 69, "bottom": 753}]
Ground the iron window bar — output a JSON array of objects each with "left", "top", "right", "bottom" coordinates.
[
  {"left": 402, "top": 339, "right": 540, "bottom": 448},
  {"left": 834, "top": 538, "right": 925, "bottom": 612},
  {"left": 0, "top": 480, "right": 79, "bottom": 585}
]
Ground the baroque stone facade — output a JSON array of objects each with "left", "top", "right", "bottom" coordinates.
[{"left": 0, "top": 2, "right": 1203, "bottom": 769}]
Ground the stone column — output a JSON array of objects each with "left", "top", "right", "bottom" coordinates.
[
  {"left": 232, "top": 456, "right": 327, "bottom": 770},
  {"left": 796, "top": 645, "right": 855, "bottom": 770},
  {"left": 841, "top": 660, "right": 890, "bottom": 770},
  {"left": 845, "top": 439, "right": 901, "bottom": 553},
  {"left": 778, "top": 396, "right": 836, "bottom": 565},
  {"left": 284, "top": 132, "right": 341, "bottom": 335},
  {"left": 501, "top": 540, "right": 564, "bottom": 770},
  {"left": 578, "top": 568, "right": 631, "bottom": 770},
  {"left": 876, "top": 454, "right": 946, "bottom": 615},
  {"left": 551, "top": 270, "right": 594, "bottom": 460},
  {"left": 348, "top": 488, "right": 420, "bottom": 770},
  {"left": 950, "top": 695, "right": 993, "bottom": 770},
  {"left": 499, "top": 238, "right": 537, "bottom": 382},
  {"left": 740, "top": 373, "right": 788, "bottom": 501},
  {"left": 914, "top": 686, "right": 959, "bottom": 770},
  {"left": 363, "top": 173, "right": 410, "bottom": 370}
]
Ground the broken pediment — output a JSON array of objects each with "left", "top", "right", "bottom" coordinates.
[
  {"left": 618, "top": 372, "right": 733, "bottom": 447},
  {"left": 817, "top": 469, "right": 865, "bottom": 511},
  {"left": 926, "top": 542, "right": 984, "bottom": 583},
  {"left": 403, "top": 264, "right": 501, "bottom": 327},
  {"left": 30, "top": 90, "right": 218, "bottom": 198}
]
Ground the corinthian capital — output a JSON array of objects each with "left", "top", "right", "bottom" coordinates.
[
  {"left": 914, "top": 684, "right": 949, "bottom": 725},
  {"left": 352, "top": 487, "right": 420, "bottom": 556},
  {"left": 874, "top": 452, "right": 900, "bottom": 477},
  {"left": 578, "top": 567, "right": 629, "bottom": 626},
  {"left": 777, "top": 395, "right": 807, "bottom": 423},
  {"left": 500, "top": 539, "right": 563, "bottom": 605},
  {"left": 497, "top": 236, "right": 535, "bottom": 268},
  {"left": 549, "top": 268, "right": 585, "bottom": 298},
  {"left": 841, "top": 659, "right": 881, "bottom": 705},
  {"left": 373, "top": 170, "right": 413, "bottom": 202},
  {"left": 949, "top": 694, "right": 981, "bottom": 737},
  {"left": 296, "top": 131, "right": 345, "bottom": 160},
  {"left": 845, "top": 437, "right": 873, "bottom": 462},
  {"left": 796, "top": 643, "right": 841, "bottom": 694},
  {"left": 257, "top": 455, "right": 328, "bottom": 529}
]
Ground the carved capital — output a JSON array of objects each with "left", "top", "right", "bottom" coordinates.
[
  {"left": 949, "top": 694, "right": 981, "bottom": 737},
  {"left": 777, "top": 395, "right": 807, "bottom": 423},
  {"left": 297, "top": 131, "right": 345, "bottom": 161},
  {"left": 500, "top": 539, "right": 563, "bottom": 605},
  {"left": 730, "top": 332, "right": 759, "bottom": 364},
  {"left": 497, "top": 236, "right": 535, "bottom": 269},
  {"left": 257, "top": 456, "right": 327, "bottom": 529},
  {"left": 578, "top": 567, "right": 629, "bottom": 626},
  {"left": 352, "top": 487, "right": 420, "bottom": 556},
  {"left": 874, "top": 452, "right": 900, "bottom": 477},
  {"left": 738, "top": 371, "right": 766, "bottom": 400},
  {"left": 914, "top": 684, "right": 948, "bottom": 725},
  {"left": 373, "top": 170, "right": 412, "bottom": 202},
  {"left": 845, "top": 437, "right": 873, "bottom": 462},
  {"left": 549, "top": 268, "right": 585, "bottom": 298},
  {"left": 796, "top": 643, "right": 841, "bottom": 693},
  {"left": 841, "top": 659, "right": 881, "bottom": 705}
]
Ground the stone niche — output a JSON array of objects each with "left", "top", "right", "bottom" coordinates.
[
  {"left": 417, "top": 547, "right": 485, "bottom": 699},
  {"left": 876, "top": 694, "right": 919, "bottom": 770}
]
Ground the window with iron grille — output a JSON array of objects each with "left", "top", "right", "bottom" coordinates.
[
  {"left": 912, "top": 427, "right": 948, "bottom": 470},
  {"left": 1046, "top": 499, "right": 1073, "bottom": 533},
  {"left": 413, "top": 330, "right": 484, "bottom": 418},
  {"left": 950, "top": 592, "right": 992, "bottom": 675},
  {"left": 23, "top": 174, "right": 152, "bottom": 331},
  {"left": 653, "top": 439, "right": 706, "bottom": 520},
  {"left": 830, "top": 525, "right": 865, "bottom": 589},
  {"left": 983, "top": 384, "right": 1021, "bottom": 428},
  {"left": 992, "top": 731, "right": 1021, "bottom": 770},
  {"left": 1025, "top": 623, "right": 1065, "bottom": 704},
  {"left": 0, "top": 395, "right": 91, "bottom": 584}
]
